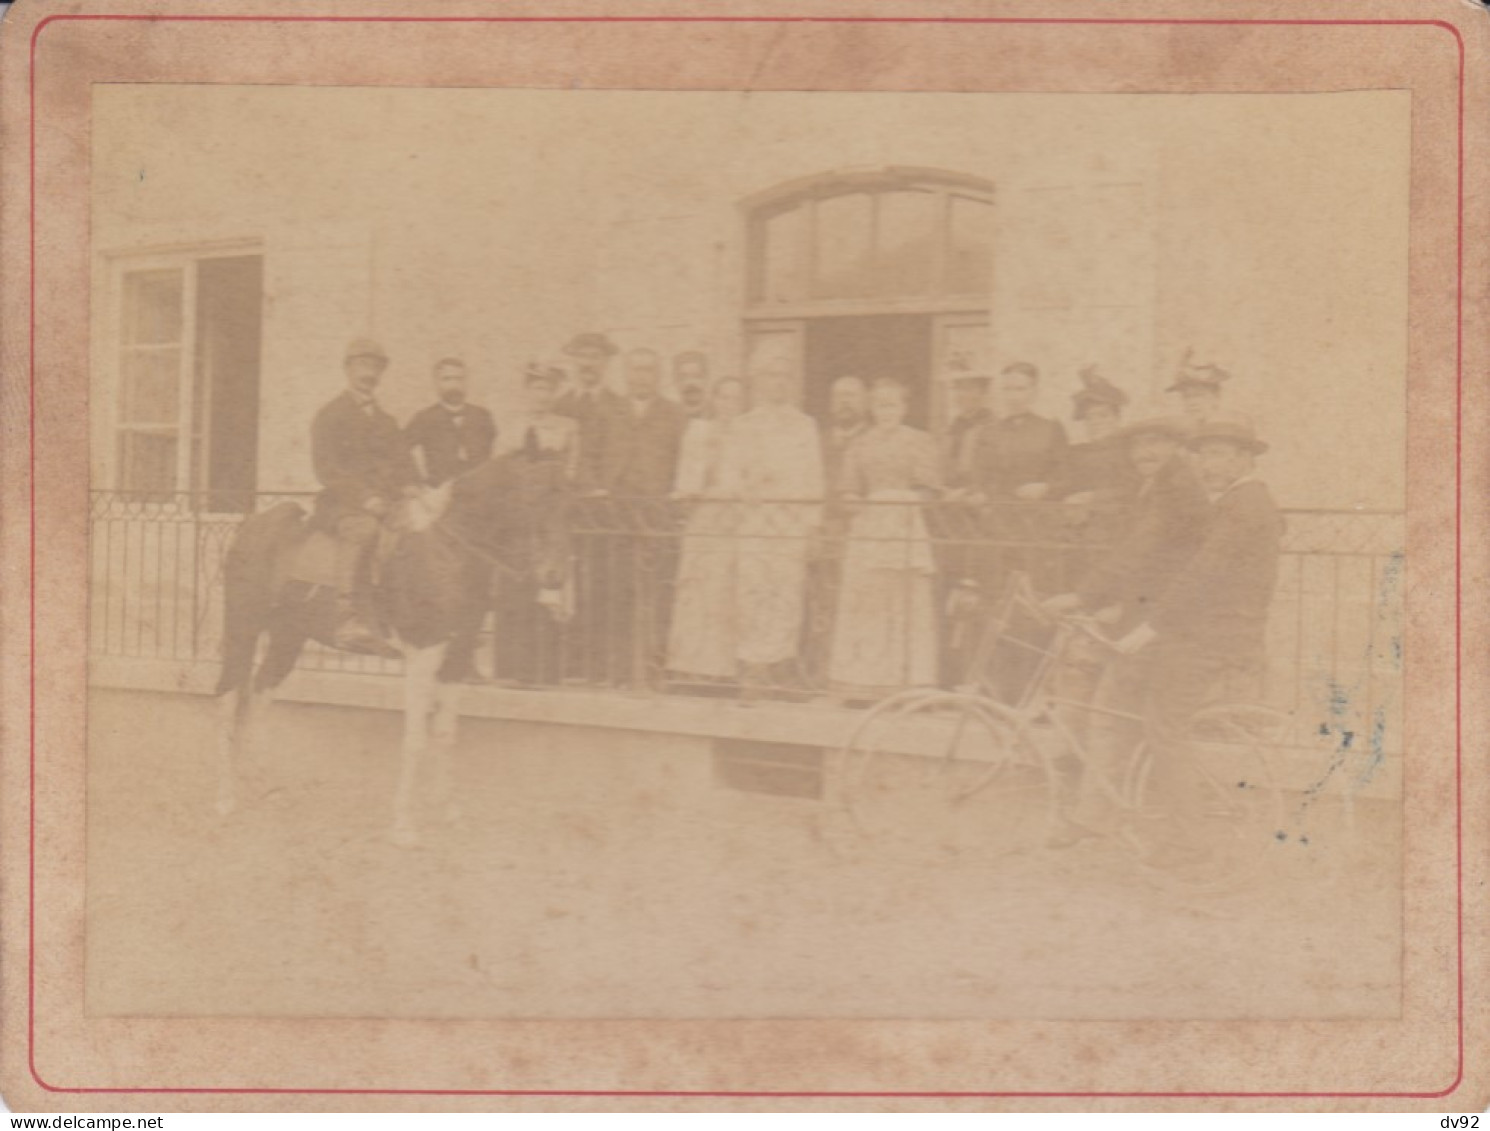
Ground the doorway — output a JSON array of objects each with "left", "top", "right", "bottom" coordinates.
[{"left": 801, "top": 314, "right": 934, "bottom": 429}]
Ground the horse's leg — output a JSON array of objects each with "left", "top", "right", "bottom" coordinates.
[
  {"left": 235, "top": 605, "right": 309, "bottom": 793},
  {"left": 214, "top": 680, "right": 248, "bottom": 817},
  {"left": 392, "top": 641, "right": 446, "bottom": 848},
  {"left": 214, "top": 585, "right": 268, "bottom": 819},
  {"left": 429, "top": 658, "right": 463, "bottom": 828}
]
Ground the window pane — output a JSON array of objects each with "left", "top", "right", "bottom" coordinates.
[
  {"left": 755, "top": 206, "right": 807, "bottom": 305},
  {"left": 122, "top": 269, "right": 184, "bottom": 345},
  {"left": 873, "top": 190, "right": 938, "bottom": 296},
  {"left": 946, "top": 195, "right": 993, "bottom": 294},
  {"left": 812, "top": 192, "right": 873, "bottom": 300},
  {"left": 120, "top": 349, "right": 181, "bottom": 426},
  {"left": 118, "top": 430, "right": 178, "bottom": 496}
]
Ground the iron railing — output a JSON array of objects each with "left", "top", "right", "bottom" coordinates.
[{"left": 88, "top": 489, "right": 1404, "bottom": 754}]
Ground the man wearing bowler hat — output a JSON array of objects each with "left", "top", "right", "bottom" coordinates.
[
  {"left": 1121, "top": 413, "right": 1283, "bottom": 670},
  {"left": 596, "top": 346, "right": 688, "bottom": 689},
  {"left": 555, "top": 331, "right": 623, "bottom": 491},
  {"left": 1043, "top": 412, "right": 1208, "bottom": 635},
  {"left": 1041, "top": 413, "right": 1208, "bottom": 844},
  {"left": 555, "top": 331, "right": 624, "bottom": 683},
  {"left": 1056, "top": 413, "right": 1284, "bottom": 870},
  {"left": 310, "top": 337, "right": 420, "bottom": 656}
]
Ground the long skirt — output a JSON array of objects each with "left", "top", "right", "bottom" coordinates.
[
  {"left": 665, "top": 500, "right": 740, "bottom": 680},
  {"left": 828, "top": 494, "right": 938, "bottom": 697},
  {"left": 735, "top": 502, "right": 816, "bottom": 667}
]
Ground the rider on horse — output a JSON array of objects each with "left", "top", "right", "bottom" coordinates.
[{"left": 310, "top": 337, "right": 422, "bottom": 655}]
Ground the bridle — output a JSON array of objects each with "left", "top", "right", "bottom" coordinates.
[{"left": 429, "top": 516, "right": 532, "bottom": 580}]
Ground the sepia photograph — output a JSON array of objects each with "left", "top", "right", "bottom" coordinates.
[
  {"left": 84, "top": 82, "right": 1408, "bottom": 1024},
  {"left": 5, "top": 0, "right": 1484, "bottom": 1110}
]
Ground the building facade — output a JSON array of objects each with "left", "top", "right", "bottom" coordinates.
[{"left": 90, "top": 86, "right": 1409, "bottom": 512}]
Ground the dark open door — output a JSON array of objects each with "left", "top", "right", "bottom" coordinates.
[{"left": 801, "top": 314, "right": 934, "bottom": 430}]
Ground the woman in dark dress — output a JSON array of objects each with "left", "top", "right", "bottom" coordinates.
[{"left": 1051, "top": 366, "right": 1140, "bottom": 592}]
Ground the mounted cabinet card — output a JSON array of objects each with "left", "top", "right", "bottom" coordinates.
[{"left": 1, "top": 0, "right": 1486, "bottom": 1114}]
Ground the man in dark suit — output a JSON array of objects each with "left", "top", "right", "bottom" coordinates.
[
  {"left": 310, "top": 338, "right": 420, "bottom": 655},
  {"left": 1126, "top": 414, "right": 1283, "bottom": 675},
  {"left": 1040, "top": 415, "right": 1208, "bottom": 844},
  {"left": 403, "top": 358, "right": 497, "bottom": 487},
  {"left": 600, "top": 347, "right": 688, "bottom": 497},
  {"left": 1059, "top": 414, "right": 1284, "bottom": 866},
  {"left": 555, "top": 331, "right": 623, "bottom": 491},
  {"left": 554, "top": 331, "right": 624, "bottom": 684},
  {"left": 961, "top": 361, "right": 1070, "bottom": 602},
  {"left": 967, "top": 362, "right": 1069, "bottom": 501},
  {"left": 597, "top": 347, "right": 687, "bottom": 688}
]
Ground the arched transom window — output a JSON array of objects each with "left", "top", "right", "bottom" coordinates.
[{"left": 745, "top": 167, "right": 994, "bottom": 312}]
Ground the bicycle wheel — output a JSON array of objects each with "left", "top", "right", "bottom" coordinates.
[
  {"left": 835, "top": 690, "right": 1057, "bottom": 859},
  {"left": 1184, "top": 703, "right": 1291, "bottom": 858}
]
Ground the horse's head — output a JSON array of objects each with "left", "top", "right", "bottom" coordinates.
[{"left": 389, "top": 481, "right": 453, "bottom": 534}]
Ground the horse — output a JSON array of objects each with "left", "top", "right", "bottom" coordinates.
[{"left": 212, "top": 451, "right": 572, "bottom": 846}]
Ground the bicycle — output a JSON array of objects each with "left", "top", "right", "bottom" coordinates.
[{"left": 831, "top": 573, "right": 1305, "bottom": 873}]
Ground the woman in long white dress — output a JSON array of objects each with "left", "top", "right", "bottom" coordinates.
[
  {"left": 731, "top": 364, "right": 825, "bottom": 695},
  {"left": 665, "top": 378, "right": 746, "bottom": 684},
  {"left": 828, "top": 379, "right": 941, "bottom": 699}
]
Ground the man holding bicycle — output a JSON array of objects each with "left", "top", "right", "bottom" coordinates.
[{"left": 1048, "top": 414, "right": 1284, "bottom": 867}]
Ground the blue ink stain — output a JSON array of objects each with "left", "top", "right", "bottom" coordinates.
[{"left": 1354, "top": 707, "right": 1388, "bottom": 787}]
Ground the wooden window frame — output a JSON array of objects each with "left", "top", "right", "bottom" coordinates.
[
  {"left": 743, "top": 167, "right": 994, "bottom": 321},
  {"left": 99, "top": 240, "right": 263, "bottom": 514}
]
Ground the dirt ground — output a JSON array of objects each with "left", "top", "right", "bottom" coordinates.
[{"left": 85, "top": 688, "right": 1401, "bottom": 1021}]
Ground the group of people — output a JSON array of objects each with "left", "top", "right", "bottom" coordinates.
[{"left": 305, "top": 332, "right": 1278, "bottom": 727}]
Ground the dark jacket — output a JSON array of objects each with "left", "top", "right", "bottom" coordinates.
[
  {"left": 599, "top": 395, "right": 687, "bottom": 498},
  {"left": 968, "top": 412, "right": 1069, "bottom": 498},
  {"left": 1076, "top": 456, "right": 1209, "bottom": 626},
  {"left": 404, "top": 402, "right": 497, "bottom": 487},
  {"left": 310, "top": 390, "right": 419, "bottom": 526},
  {"left": 555, "top": 385, "right": 624, "bottom": 491},
  {"left": 1151, "top": 478, "right": 1285, "bottom": 659},
  {"left": 1055, "top": 434, "right": 1140, "bottom": 503}
]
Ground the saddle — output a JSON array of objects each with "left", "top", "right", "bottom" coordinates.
[{"left": 282, "top": 484, "right": 453, "bottom": 591}]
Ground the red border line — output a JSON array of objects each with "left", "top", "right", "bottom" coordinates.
[{"left": 29, "top": 11, "right": 1467, "bottom": 1100}]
